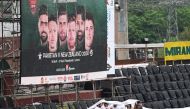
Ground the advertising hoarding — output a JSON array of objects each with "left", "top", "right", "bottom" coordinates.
[
  {"left": 164, "top": 41, "right": 190, "bottom": 61},
  {"left": 21, "top": 0, "right": 115, "bottom": 84}
]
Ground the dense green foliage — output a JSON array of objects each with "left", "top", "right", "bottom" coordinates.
[{"left": 128, "top": 3, "right": 190, "bottom": 43}]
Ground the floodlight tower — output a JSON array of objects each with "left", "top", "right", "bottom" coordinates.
[
  {"left": 166, "top": 0, "right": 179, "bottom": 41},
  {"left": 139, "top": 0, "right": 181, "bottom": 42},
  {"left": 159, "top": 0, "right": 190, "bottom": 41},
  {"left": 129, "top": 0, "right": 190, "bottom": 42}
]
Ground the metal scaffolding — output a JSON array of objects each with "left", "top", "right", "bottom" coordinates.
[{"left": 0, "top": 0, "right": 20, "bottom": 96}]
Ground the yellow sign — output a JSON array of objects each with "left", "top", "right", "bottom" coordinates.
[{"left": 164, "top": 41, "right": 190, "bottom": 61}]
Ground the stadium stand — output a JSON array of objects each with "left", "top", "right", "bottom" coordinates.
[
  {"left": 56, "top": 64, "right": 190, "bottom": 109},
  {"left": 1, "top": 64, "right": 190, "bottom": 109},
  {"left": 114, "top": 64, "right": 190, "bottom": 108}
]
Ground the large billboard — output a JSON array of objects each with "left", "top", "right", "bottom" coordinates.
[{"left": 21, "top": 0, "right": 114, "bottom": 84}]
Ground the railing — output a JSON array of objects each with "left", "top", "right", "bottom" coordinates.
[{"left": 115, "top": 43, "right": 164, "bottom": 63}]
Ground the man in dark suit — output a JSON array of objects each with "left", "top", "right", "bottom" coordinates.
[
  {"left": 58, "top": 5, "right": 68, "bottom": 51},
  {"left": 38, "top": 4, "right": 49, "bottom": 48},
  {"left": 76, "top": 6, "right": 85, "bottom": 51},
  {"left": 85, "top": 12, "right": 94, "bottom": 51}
]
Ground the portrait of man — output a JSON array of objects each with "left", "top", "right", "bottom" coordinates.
[
  {"left": 28, "top": 0, "right": 37, "bottom": 15},
  {"left": 48, "top": 15, "right": 58, "bottom": 53},
  {"left": 58, "top": 5, "right": 68, "bottom": 51},
  {"left": 67, "top": 14, "right": 77, "bottom": 52},
  {"left": 38, "top": 4, "right": 49, "bottom": 48},
  {"left": 85, "top": 12, "right": 94, "bottom": 51},
  {"left": 76, "top": 5, "right": 85, "bottom": 50}
]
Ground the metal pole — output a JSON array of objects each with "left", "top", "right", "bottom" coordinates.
[
  {"left": 30, "top": 85, "right": 33, "bottom": 103},
  {"left": 0, "top": 71, "right": 3, "bottom": 96},
  {"left": 75, "top": 82, "right": 78, "bottom": 102},
  {"left": 1, "top": 0, "right": 4, "bottom": 96},
  {"left": 59, "top": 83, "right": 63, "bottom": 108},
  {"left": 153, "top": 48, "right": 155, "bottom": 62},
  {"left": 145, "top": 43, "right": 147, "bottom": 62},
  {"left": 92, "top": 80, "right": 96, "bottom": 99},
  {"left": 44, "top": 84, "right": 50, "bottom": 103},
  {"left": 129, "top": 76, "right": 132, "bottom": 98},
  {"left": 111, "top": 79, "right": 114, "bottom": 97}
]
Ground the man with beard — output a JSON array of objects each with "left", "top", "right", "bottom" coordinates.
[
  {"left": 76, "top": 6, "right": 85, "bottom": 51},
  {"left": 38, "top": 4, "right": 48, "bottom": 50},
  {"left": 48, "top": 15, "right": 58, "bottom": 53},
  {"left": 58, "top": 5, "right": 68, "bottom": 51},
  {"left": 67, "top": 14, "right": 76, "bottom": 52}
]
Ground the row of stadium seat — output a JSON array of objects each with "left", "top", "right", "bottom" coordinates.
[
  {"left": 144, "top": 98, "right": 190, "bottom": 108},
  {"left": 116, "top": 64, "right": 190, "bottom": 77},
  {"left": 132, "top": 73, "right": 190, "bottom": 84},
  {"left": 129, "top": 89, "right": 190, "bottom": 102},
  {"left": 115, "top": 72, "right": 190, "bottom": 86},
  {"left": 116, "top": 80, "right": 190, "bottom": 95},
  {"left": 22, "top": 102, "right": 57, "bottom": 109},
  {"left": 0, "top": 95, "right": 58, "bottom": 109},
  {"left": 67, "top": 99, "right": 102, "bottom": 109}
]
